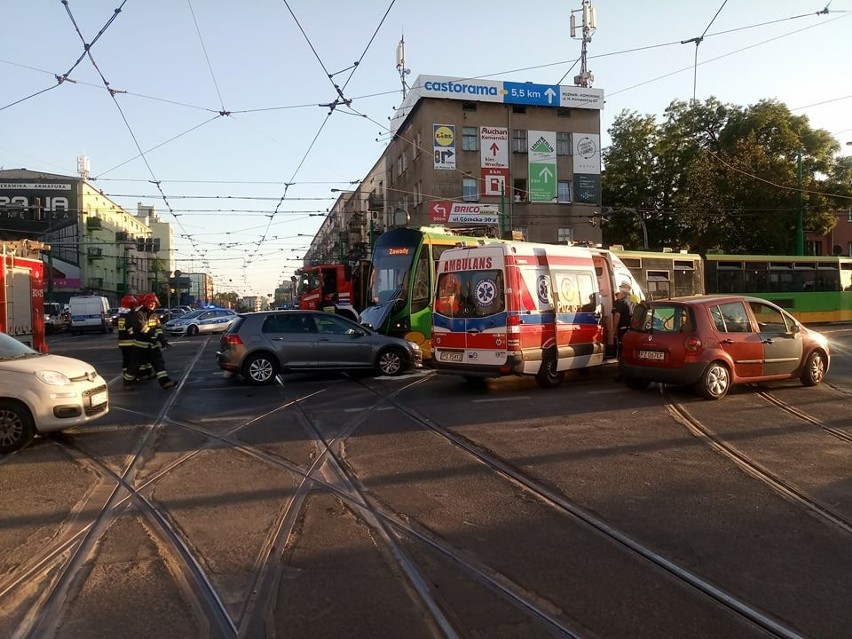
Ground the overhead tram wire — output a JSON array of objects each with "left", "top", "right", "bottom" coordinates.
[
  {"left": 607, "top": 11, "right": 851, "bottom": 99},
  {"left": 59, "top": 2, "right": 203, "bottom": 259},
  {"left": 186, "top": 0, "right": 228, "bottom": 114},
  {"left": 681, "top": 0, "right": 729, "bottom": 104},
  {"left": 258, "top": 1, "right": 396, "bottom": 258}
]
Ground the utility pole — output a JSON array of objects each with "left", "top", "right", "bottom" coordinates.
[
  {"left": 796, "top": 149, "right": 804, "bottom": 256},
  {"left": 571, "top": 0, "right": 597, "bottom": 87}
]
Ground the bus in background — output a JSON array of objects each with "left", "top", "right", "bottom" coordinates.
[
  {"left": 704, "top": 254, "right": 852, "bottom": 323},
  {"left": 610, "top": 246, "right": 704, "bottom": 299},
  {"left": 359, "top": 226, "right": 496, "bottom": 359}
]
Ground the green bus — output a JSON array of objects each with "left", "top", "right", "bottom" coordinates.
[
  {"left": 359, "top": 226, "right": 493, "bottom": 359},
  {"left": 704, "top": 254, "right": 852, "bottom": 323}
]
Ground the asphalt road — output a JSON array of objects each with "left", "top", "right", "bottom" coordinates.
[{"left": 1, "top": 326, "right": 851, "bottom": 638}]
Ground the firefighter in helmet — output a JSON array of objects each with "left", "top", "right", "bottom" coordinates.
[
  {"left": 123, "top": 292, "right": 175, "bottom": 389},
  {"left": 117, "top": 295, "right": 137, "bottom": 375}
]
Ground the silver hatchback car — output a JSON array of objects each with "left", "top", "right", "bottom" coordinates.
[{"left": 216, "top": 310, "right": 423, "bottom": 385}]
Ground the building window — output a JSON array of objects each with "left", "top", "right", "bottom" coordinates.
[
  {"left": 513, "top": 179, "right": 527, "bottom": 202},
  {"left": 414, "top": 181, "right": 422, "bottom": 206},
  {"left": 396, "top": 156, "right": 403, "bottom": 177},
  {"left": 848, "top": 210, "right": 852, "bottom": 222},
  {"left": 558, "top": 227, "right": 574, "bottom": 244},
  {"left": 512, "top": 129, "right": 528, "bottom": 153},
  {"left": 557, "top": 180, "right": 571, "bottom": 203},
  {"left": 557, "top": 132, "right": 571, "bottom": 156},
  {"left": 414, "top": 132, "right": 422, "bottom": 158},
  {"left": 462, "top": 127, "right": 479, "bottom": 151},
  {"left": 462, "top": 177, "right": 478, "bottom": 202}
]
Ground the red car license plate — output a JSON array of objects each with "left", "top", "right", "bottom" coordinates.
[{"left": 638, "top": 350, "right": 664, "bottom": 361}]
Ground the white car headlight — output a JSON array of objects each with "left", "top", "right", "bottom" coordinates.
[
  {"left": 35, "top": 370, "right": 72, "bottom": 386},
  {"left": 407, "top": 341, "right": 421, "bottom": 351}
]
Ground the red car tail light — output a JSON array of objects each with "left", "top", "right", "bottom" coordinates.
[
  {"left": 222, "top": 334, "right": 243, "bottom": 347},
  {"left": 684, "top": 335, "right": 702, "bottom": 352}
]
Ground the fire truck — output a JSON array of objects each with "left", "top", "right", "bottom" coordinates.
[
  {"left": 1, "top": 240, "right": 48, "bottom": 352},
  {"left": 294, "top": 260, "right": 370, "bottom": 322}
]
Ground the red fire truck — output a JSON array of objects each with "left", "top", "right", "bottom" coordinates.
[
  {"left": 1, "top": 240, "right": 48, "bottom": 352},
  {"left": 294, "top": 260, "right": 370, "bottom": 322}
]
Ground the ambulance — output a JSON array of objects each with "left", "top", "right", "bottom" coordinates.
[{"left": 432, "top": 240, "right": 642, "bottom": 387}]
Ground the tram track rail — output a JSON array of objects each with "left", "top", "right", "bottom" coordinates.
[
  {"left": 3, "top": 336, "right": 847, "bottom": 638},
  {"left": 337, "top": 376, "right": 809, "bottom": 639},
  {"left": 662, "top": 387, "right": 852, "bottom": 537}
]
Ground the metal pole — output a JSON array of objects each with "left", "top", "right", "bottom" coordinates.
[
  {"left": 500, "top": 184, "right": 506, "bottom": 237},
  {"left": 796, "top": 150, "right": 804, "bottom": 256}
]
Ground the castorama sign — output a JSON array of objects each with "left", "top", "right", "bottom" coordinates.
[{"left": 391, "top": 75, "right": 604, "bottom": 133}]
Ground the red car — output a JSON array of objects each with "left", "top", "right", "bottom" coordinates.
[{"left": 619, "top": 295, "right": 830, "bottom": 400}]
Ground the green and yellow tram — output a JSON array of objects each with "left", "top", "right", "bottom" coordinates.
[
  {"left": 360, "top": 226, "right": 493, "bottom": 359},
  {"left": 704, "top": 254, "right": 852, "bottom": 323},
  {"left": 609, "top": 247, "right": 704, "bottom": 300}
]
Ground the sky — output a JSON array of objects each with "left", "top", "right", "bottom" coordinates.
[{"left": 2, "top": 1, "right": 850, "bottom": 298}]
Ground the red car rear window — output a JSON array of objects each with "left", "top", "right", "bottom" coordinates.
[{"left": 631, "top": 303, "right": 693, "bottom": 333}]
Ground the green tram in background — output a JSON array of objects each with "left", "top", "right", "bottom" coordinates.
[
  {"left": 704, "top": 254, "right": 852, "bottom": 324},
  {"left": 609, "top": 247, "right": 704, "bottom": 300},
  {"left": 359, "top": 226, "right": 495, "bottom": 359},
  {"left": 608, "top": 248, "right": 852, "bottom": 324}
]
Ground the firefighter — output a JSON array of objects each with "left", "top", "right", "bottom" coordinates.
[
  {"left": 116, "top": 295, "right": 137, "bottom": 375},
  {"left": 123, "top": 293, "right": 175, "bottom": 390}
]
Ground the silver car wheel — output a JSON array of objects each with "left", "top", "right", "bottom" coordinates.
[
  {"left": 377, "top": 349, "right": 404, "bottom": 376},
  {"left": 801, "top": 351, "right": 826, "bottom": 387},
  {"left": 697, "top": 361, "right": 730, "bottom": 400},
  {"left": 0, "top": 402, "right": 35, "bottom": 454},
  {"left": 245, "top": 353, "right": 277, "bottom": 385}
]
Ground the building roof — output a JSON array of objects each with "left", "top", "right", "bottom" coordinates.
[{"left": 0, "top": 168, "right": 78, "bottom": 181}]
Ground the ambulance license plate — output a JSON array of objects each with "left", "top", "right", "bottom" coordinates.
[{"left": 441, "top": 351, "right": 464, "bottom": 362}]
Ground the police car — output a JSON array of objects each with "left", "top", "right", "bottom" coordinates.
[{"left": 163, "top": 308, "right": 237, "bottom": 337}]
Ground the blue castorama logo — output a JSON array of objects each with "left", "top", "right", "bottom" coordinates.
[{"left": 424, "top": 80, "right": 499, "bottom": 96}]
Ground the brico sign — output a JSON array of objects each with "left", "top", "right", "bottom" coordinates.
[{"left": 429, "top": 201, "right": 500, "bottom": 226}]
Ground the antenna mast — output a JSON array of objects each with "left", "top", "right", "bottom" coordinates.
[
  {"left": 570, "top": 0, "right": 597, "bottom": 87},
  {"left": 395, "top": 34, "right": 411, "bottom": 99}
]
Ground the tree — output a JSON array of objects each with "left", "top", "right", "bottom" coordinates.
[{"left": 602, "top": 97, "right": 844, "bottom": 254}]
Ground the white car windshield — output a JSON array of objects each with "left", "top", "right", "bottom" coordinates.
[{"left": 0, "top": 332, "right": 39, "bottom": 359}]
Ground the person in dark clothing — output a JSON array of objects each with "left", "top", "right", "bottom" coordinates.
[
  {"left": 123, "top": 293, "right": 175, "bottom": 390},
  {"left": 116, "top": 295, "right": 137, "bottom": 375},
  {"left": 611, "top": 282, "right": 634, "bottom": 358}
]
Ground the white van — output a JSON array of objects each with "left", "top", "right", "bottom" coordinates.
[{"left": 69, "top": 295, "right": 113, "bottom": 335}]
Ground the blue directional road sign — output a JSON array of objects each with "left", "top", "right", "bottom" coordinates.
[{"left": 503, "top": 81, "right": 560, "bottom": 107}]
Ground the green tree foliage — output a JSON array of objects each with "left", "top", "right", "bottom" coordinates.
[{"left": 601, "top": 97, "right": 846, "bottom": 255}]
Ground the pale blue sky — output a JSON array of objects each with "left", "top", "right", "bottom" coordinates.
[{"left": 2, "top": 1, "right": 850, "bottom": 296}]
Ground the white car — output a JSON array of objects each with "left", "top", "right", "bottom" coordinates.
[
  {"left": 163, "top": 308, "right": 237, "bottom": 336},
  {"left": 0, "top": 331, "right": 109, "bottom": 453}
]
